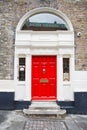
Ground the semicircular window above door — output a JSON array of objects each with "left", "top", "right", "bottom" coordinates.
[{"left": 21, "top": 13, "right": 68, "bottom": 31}]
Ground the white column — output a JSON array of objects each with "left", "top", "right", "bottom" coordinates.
[
  {"left": 57, "top": 55, "right": 59, "bottom": 100},
  {"left": 70, "top": 54, "right": 74, "bottom": 100},
  {"left": 57, "top": 54, "right": 63, "bottom": 100},
  {"left": 70, "top": 53, "right": 75, "bottom": 81},
  {"left": 14, "top": 54, "right": 18, "bottom": 80},
  {"left": 14, "top": 54, "right": 18, "bottom": 100},
  {"left": 25, "top": 54, "right": 32, "bottom": 101}
]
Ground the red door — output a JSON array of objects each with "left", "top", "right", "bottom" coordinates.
[{"left": 32, "top": 56, "right": 57, "bottom": 100}]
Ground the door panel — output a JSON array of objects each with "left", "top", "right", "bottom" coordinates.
[{"left": 32, "top": 56, "right": 57, "bottom": 100}]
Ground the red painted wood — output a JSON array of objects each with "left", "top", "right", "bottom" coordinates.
[{"left": 32, "top": 56, "right": 57, "bottom": 100}]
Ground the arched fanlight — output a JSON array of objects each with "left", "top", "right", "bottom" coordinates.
[{"left": 21, "top": 13, "right": 68, "bottom": 31}]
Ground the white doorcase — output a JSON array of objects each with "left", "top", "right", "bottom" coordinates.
[
  {"left": 14, "top": 47, "right": 74, "bottom": 101},
  {"left": 14, "top": 8, "right": 74, "bottom": 101}
]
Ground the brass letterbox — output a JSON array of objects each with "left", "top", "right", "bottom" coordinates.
[{"left": 40, "top": 78, "right": 49, "bottom": 83}]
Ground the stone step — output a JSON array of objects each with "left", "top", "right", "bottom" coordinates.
[
  {"left": 23, "top": 101, "right": 66, "bottom": 117},
  {"left": 29, "top": 106, "right": 60, "bottom": 109},
  {"left": 29, "top": 101, "right": 60, "bottom": 109},
  {"left": 31, "top": 101, "right": 57, "bottom": 105},
  {"left": 23, "top": 108, "right": 66, "bottom": 116}
]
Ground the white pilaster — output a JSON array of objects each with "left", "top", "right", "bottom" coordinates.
[
  {"left": 14, "top": 54, "right": 18, "bottom": 80},
  {"left": 57, "top": 54, "right": 63, "bottom": 100},
  {"left": 25, "top": 54, "right": 31, "bottom": 100}
]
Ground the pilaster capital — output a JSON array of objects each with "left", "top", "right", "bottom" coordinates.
[
  {"left": 26, "top": 54, "right": 31, "bottom": 57},
  {"left": 58, "top": 54, "right": 63, "bottom": 58}
]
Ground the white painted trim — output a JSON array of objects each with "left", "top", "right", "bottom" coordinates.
[
  {"left": 0, "top": 80, "right": 15, "bottom": 92},
  {"left": 72, "top": 71, "right": 87, "bottom": 92},
  {"left": 16, "top": 7, "right": 74, "bottom": 31}
]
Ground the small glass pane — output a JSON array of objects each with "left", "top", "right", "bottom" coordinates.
[
  {"left": 22, "top": 13, "right": 68, "bottom": 31},
  {"left": 63, "top": 58, "right": 70, "bottom": 81},
  {"left": 19, "top": 58, "right": 25, "bottom": 81},
  {"left": 19, "top": 58, "right": 25, "bottom": 65}
]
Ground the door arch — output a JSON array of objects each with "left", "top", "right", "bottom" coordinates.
[{"left": 16, "top": 7, "right": 73, "bottom": 31}]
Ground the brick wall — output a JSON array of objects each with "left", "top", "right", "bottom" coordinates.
[{"left": 0, "top": 0, "right": 87, "bottom": 79}]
